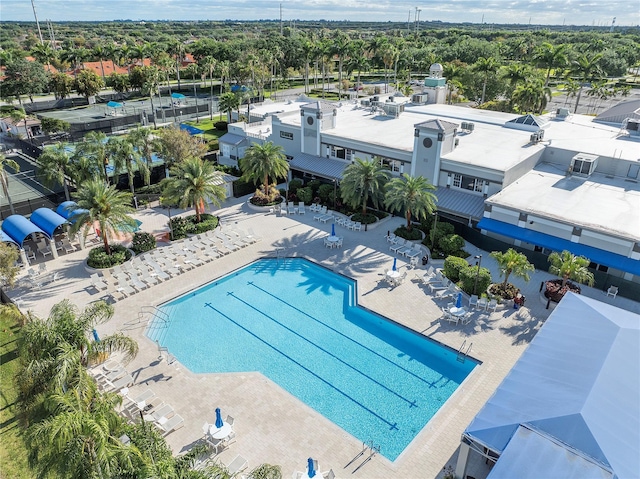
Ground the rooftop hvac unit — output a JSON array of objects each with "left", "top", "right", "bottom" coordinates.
[
  {"left": 530, "top": 131, "right": 544, "bottom": 144},
  {"left": 556, "top": 107, "right": 570, "bottom": 118},
  {"left": 412, "top": 93, "right": 428, "bottom": 105},
  {"left": 460, "top": 121, "right": 475, "bottom": 132},
  {"left": 361, "top": 100, "right": 370, "bottom": 107},
  {"left": 626, "top": 119, "right": 640, "bottom": 135}
]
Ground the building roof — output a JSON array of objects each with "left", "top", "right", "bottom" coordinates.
[
  {"left": 415, "top": 118, "right": 459, "bottom": 132},
  {"left": 504, "top": 113, "right": 549, "bottom": 131},
  {"left": 219, "top": 133, "right": 248, "bottom": 146},
  {"left": 1, "top": 214, "right": 48, "bottom": 245},
  {"left": 485, "top": 162, "right": 640, "bottom": 242},
  {"left": 434, "top": 186, "right": 485, "bottom": 221},
  {"left": 289, "top": 153, "right": 348, "bottom": 181},
  {"left": 301, "top": 100, "right": 338, "bottom": 113},
  {"left": 80, "top": 60, "right": 128, "bottom": 76},
  {"left": 29, "top": 208, "right": 68, "bottom": 238},
  {"left": 464, "top": 293, "right": 640, "bottom": 479},
  {"left": 595, "top": 99, "right": 640, "bottom": 125}
]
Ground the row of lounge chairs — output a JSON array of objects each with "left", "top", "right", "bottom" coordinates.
[
  {"left": 335, "top": 217, "right": 362, "bottom": 231},
  {"left": 388, "top": 236, "right": 423, "bottom": 259},
  {"left": 88, "top": 227, "right": 262, "bottom": 301},
  {"left": 90, "top": 361, "right": 185, "bottom": 436}
]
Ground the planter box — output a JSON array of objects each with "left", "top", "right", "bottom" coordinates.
[{"left": 246, "top": 198, "right": 283, "bottom": 212}]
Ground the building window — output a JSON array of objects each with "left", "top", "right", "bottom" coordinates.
[
  {"left": 345, "top": 149, "right": 354, "bottom": 161},
  {"left": 280, "top": 131, "right": 293, "bottom": 140},
  {"left": 330, "top": 146, "right": 347, "bottom": 159},
  {"left": 452, "top": 174, "right": 484, "bottom": 192},
  {"left": 380, "top": 157, "right": 401, "bottom": 173},
  {"left": 628, "top": 164, "right": 640, "bottom": 179}
]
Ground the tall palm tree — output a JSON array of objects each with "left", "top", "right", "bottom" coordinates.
[
  {"left": 332, "top": 32, "right": 350, "bottom": 99},
  {"left": 548, "top": 250, "right": 595, "bottom": 287},
  {"left": 38, "top": 143, "right": 74, "bottom": 201},
  {"left": 533, "top": 42, "right": 568, "bottom": 86},
  {"left": 128, "top": 127, "right": 156, "bottom": 170},
  {"left": 167, "top": 39, "right": 185, "bottom": 90},
  {"left": 0, "top": 153, "right": 20, "bottom": 215},
  {"left": 240, "top": 141, "right": 289, "bottom": 197},
  {"left": 68, "top": 179, "right": 136, "bottom": 255},
  {"left": 18, "top": 299, "right": 137, "bottom": 401},
  {"left": 384, "top": 174, "right": 437, "bottom": 231},
  {"left": 31, "top": 42, "right": 57, "bottom": 73},
  {"left": 155, "top": 52, "right": 178, "bottom": 122},
  {"left": 162, "top": 157, "right": 227, "bottom": 223},
  {"left": 570, "top": 52, "right": 603, "bottom": 114},
  {"left": 74, "top": 131, "right": 109, "bottom": 184},
  {"left": 28, "top": 382, "right": 129, "bottom": 479},
  {"left": 347, "top": 39, "right": 369, "bottom": 95},
  {"left": 218, "top": 92, "right": 239, "bottom": 122},
  {"left": 91, "top": 44, "right": 108, "bottom": 82},
  {"left": 473, "top": 56, "right": 500, "bottom": 104},
  {"left": 106, "top": 136, "right": 150, "bottom": 197},
  {"left": 512, "top": 79, "right": 551, "bottom": 114},
  {"left": 340, "top": 158, "right": 390, "bottom": 216},
  {"left": 490, "top": 248, "right": 535, "bottom": 287}
]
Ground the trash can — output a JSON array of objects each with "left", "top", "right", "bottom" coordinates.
[{"left": 422, "top": 255, "right": 429, "bottom": 265}]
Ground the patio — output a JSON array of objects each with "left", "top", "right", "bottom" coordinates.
[{"left": 8, "top": 194, "right": 640, "bottom": 479}]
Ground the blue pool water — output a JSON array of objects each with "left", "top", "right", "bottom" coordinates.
[{"left": 148, "top": 258, "right": 477, "bottom": 460}]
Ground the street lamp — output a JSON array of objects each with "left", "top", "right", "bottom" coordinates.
[
  {"left": 431, "top": 211, "right": 438, "bottom": 249},
  {"left": 333, "top": 178, "right": 337, "bottom": 209},
  {"left": 474, "top": 254, "right": 482, "bottom": 296},
  {"left": 167, "top": 206, "right": 174, "bottom": 240}
]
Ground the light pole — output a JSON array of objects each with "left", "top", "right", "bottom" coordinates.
[
  {"left": 474, "top": 254, "right": 482, "bottom": 296},
  {"left": 333, "top": 178, "right": 337, "bottom": 210},
  {"left": 431, "top": 211, "right": 438, "bottom": 249},
  {"left": 167, "top": 206, "right": 174, "bottom": 240}
]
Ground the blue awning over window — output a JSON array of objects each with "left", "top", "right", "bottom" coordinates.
[
  {"left": 30, "top": 208, "right": 68, "bottom": 238},
  {"left": 1, "top": 215, "right": 48, "bottom": 246},
  {"left": 478, "top": 218, "right": 640, "bottom": 276}
]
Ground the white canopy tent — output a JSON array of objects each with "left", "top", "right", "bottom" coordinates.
[{"left": 457, "top": 292, "right": 640, "bottom": 479}]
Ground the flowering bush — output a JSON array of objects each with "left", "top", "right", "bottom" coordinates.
[{"left": 544, "top": 279, "right": 581, "bottom": 302}]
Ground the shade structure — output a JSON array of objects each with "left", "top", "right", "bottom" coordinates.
[
  {"left": 92, "top": 329, "right": 100, "bottom": 342},
  {"left": 215, "top": 408, "right": 223, "bottom": 428},
  {"left": 30, "top": 208, "right": 68, "bottom": 238},
  {"left": 179, "top": 123, "right": 204, "bottom": 136},
  {"left": 171, "top": 92, "right": 186, "bottom": 99},
  {"left": 307, "top": 458, "right": 316, "bottom": 478},
  {"left": 392, "top": 258, "right": 397, "bottom": 271},
  {"left": 0, "top": 229, "right": 18, "bottom": 246},
  {"left": 56, "top": 201, "right": 88, "bottom": 224},
  {"left": 456, "top": 292, "right": 463, "bottom": 308},
  {"left": 331, "top": 223, "right": 335, "bottom": 237},
  {"left": 1, "top": 214, "right": 48, "bottom": 246}
]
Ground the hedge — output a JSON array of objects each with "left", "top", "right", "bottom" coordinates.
[
  {"left": 443, "top": 256, "right": 468, "bottom": 283},
  {"left": 87, "top": 244, "right": 132, "bottom": 269}
]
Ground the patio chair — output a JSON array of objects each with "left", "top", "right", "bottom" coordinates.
[
  {"left": 390, "top": 239, "right": 406, "bottom": 253},
  {"left": 246, "top": 228, "right": 262, "bottom": 242},
  {"left": 606, "top": 286, "right": 618, "bottom": 298},
  {"left": 477, "top": 297, "right": 488, "bottom": 310},
  {"left": 469, "top": 295, "right": 478, "bottom": 308},
  {"left": 392, "top": 271, "right": 407, "bottom": 287},
  {"left": 62, "top": 239, "right": 75, "bottom": 253},
  {"left": 147, "top": 403, "right": 174, "bottom": 423},
  {"left": 24, "top": 246, "right": 36, "bottom": 262},
  {"left": 90, "top": 275, "right": 109, "bottom": 292},
  {"left": 225, "top": 454, "right": 248, "bottom": 475},
  {"left": 461, "top": 311, "right": 474, "bottom": 325},
  {"left": 298, "top": 203, "right": 306, "bottom": 214},
  {"left": 405, "top": 246, "right": 422, "bottom": 259},
  {"left": 397, "top": 244, "right": 413, "bottom": 257},
  {"left": 313, "top": 207, "right": 327, "bottom": 221},
  {"left": 288, "top": 205, "right": 296, "bottom": 215},
  {"left": 487, "top": 299, "right": 498, "bottom": 312},
  {"left": 386, "top": 233, "right": 396, "bottom": 243},
  {"left": 38, "top": 245, "right": 52, "bottom": 258},
  {"left": 336, "top": 237, "right": 343, "bottom": 248},
  {"left": 319, "top": 214, "right": 333, "bottom": 223},
  {"left": 38, "top": 263, "right": 47, "bottom": 274},
  {"left": 344, "top": 220, "right": 354, "bottom": 230},
  {"left": 104, "top": 373, "right": 134, "bottom": 392},
  {"left": 157, "top": 414, "right": 184, "bottom": 437},
  {"left": 225, "top": 415, "right": 235, "bottom": 426},
  {"left": 323, "top": 237, "right": 333, "bottom": 248},
  {"left": 352, "top": 222, "right": 362, "bottom": 231},
  {"left": 322, "top": 469, "right": 336, "bottom": 479}
]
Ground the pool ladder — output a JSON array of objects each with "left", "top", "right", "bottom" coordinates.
[
  {"left": 457, "top": 340, "right": 472, "bottom": 363},
  {"left": 139, "top": 306, "right": 170, "bottom": 340}
]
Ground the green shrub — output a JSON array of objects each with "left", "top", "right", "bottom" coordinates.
[
  {"left": 214, "top": 121, "right": 228, "bottom": 131},
  {"left": 307, "top": 180, "right": 322, "bottom": 196},
  {"left": 131, "top": 232, "right": 156, "bottom": 254},
  {"left": 439, "top": 234, "right": 465, "bottom": 256},
  {"left": 192, "top": 214, "right": 219, "bottom": 234},
  {"left": 351, "top": 212, "right": 377, "bottom": 224},
  {"left": 87, "top": 244, "right": 132, "bottom": 269},
  {"left": 170, "top": 214, "right": 219, "bottom": 239},
  {"left": 443, "top": 256, "right": 469, "bottom": 283},
  {"left": 459, "top": 265, "right": 492, "bottom": 296},
  {"left": 288, "top": 179, "right": 303, "bottom": 194},
  {"left": 207, "top": 139, "right": 219, "bottom": 151},
  {"left": 169, "top": 216, "right": 194, "bottom": 240},
  {"left": 317, "top": 184, "right": 333, "bottom": 203},
  {"left": 394, "top": 226, "right": 423, "bottom": 241},
  {"left": 296, "top": 186, "right": 313, "bottom": 204}
]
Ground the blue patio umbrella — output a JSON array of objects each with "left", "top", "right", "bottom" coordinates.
[
  {"left": 456, "top": 292, "right": 463, "bottom": 308},
  {"left": 392, "top": 258, "right": 397, "bottom": 271},
  {"left": 92, "top": 329, "right": 100, "bottom": 342},
  {"left": 307, "top": 458, "right": 316, "bottom": 478},
  {"left": 215, "top": 407, "right": 223, "bottom": 428},
  {"left": 331, "top": 223, "right": 335, "bottom": 237},
  {"left": 171, "top": 92, "right": 186, "bottom": 99}
]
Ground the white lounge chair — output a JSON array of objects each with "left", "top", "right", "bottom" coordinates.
[
  {"left": 246, "top": 228, "right": 262, "bottom": 242},
  {"left": 352, "top": 221, "right": 362, "bottom": 231},
  {"left": 313, "top": 207, "right": 327, "bottom": 221},
  {"left": 157, "top": 414, "right": 184, "bottom": 436},
  {"left": 104, "top": 373, "right": 134, "bottom": 392},
  {"left": 319, "top": 214, "right": 333, "bottom": 223},
  {"left": 390, "top": 239, "right": 406, "bottom": 253},
  {"left": 225, "top": 454, "right": 248, "bottom": 475},
  {"left": 386, "top": 233, "right": 396, "bottom": 243},
  {"left": 298, "top": 203, "right": 305, "bottom": 214},
  {"left": 606, "top": 286, "right": 618, "bottom": 298}
]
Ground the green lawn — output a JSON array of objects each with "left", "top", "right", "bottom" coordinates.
[
  {"left": 0, "top": 309, "right": 35, "bottom": 479},
  {"left": 184, "top": 119, "right": 227, "bottom": 142}
]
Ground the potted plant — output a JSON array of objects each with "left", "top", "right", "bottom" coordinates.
[{"left": 544, "top": 250, "right": 595, "bottom": 303}]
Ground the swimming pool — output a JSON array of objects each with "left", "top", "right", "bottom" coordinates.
[{"left": 148, "top": 258, "right": 477, "bottom": 460}]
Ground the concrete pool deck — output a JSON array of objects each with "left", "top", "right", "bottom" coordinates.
[{"left": 10, "top": 195, "right": 640, "bottom": 479}]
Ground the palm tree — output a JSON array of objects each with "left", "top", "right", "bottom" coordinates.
[
  {"left": 548, "top": 250, "right": 595, "bottom": 288},
  {"left": 240, "top": 142, "right": 289, "bottom": 198},
  {"left": 384, "top": 174, "right": 437, "bottom": 231},
  {"left": 473, "top": 56, "right": 500, "bottom": 104},
  {"left": 490, "top": 248, "right": 535, "bottom": 287},
  {"left": 0, "top": 153, "right": 20, "bottom": 215},
  {"left": 340, "top": 158, "right": 390, "bottom": 216},
  {"left": 31, "top": 42, "right": 57, "bottom": 73},
  {"left": 28, "top": 382, "right": 129, "bottom": 479},
  {"left": 106, "top": 136, "right": 150, "bottom": 197},
  {"left": 162, "top": 157, "right": 227, "bottom": 223},
  {"left": 218, "top": 92, "right": 239, "bottom": 122},
  {"left": 332, "top": 32, "right": 350, "bottom": 99},
  {"left": 512, "top": 79, "right": 551, "bottom": 114},
  {"left": 74, "top": 131, "right": 109, "bottom": 184},
  {"left": 18, "top": 299, "right": 137, "bottom": 400},
  {"left": 533, "top": 42, "right": 568, "bottom": 86},
  {"left": 128, "top": 127, "right": 156, "bottom": 170},
  {"left": 68, "top": 179, "right": 136, "bottom": 255},
  {"left": 570, "top": 52, "right": 603, "bottom": 114},
  {"left": 37, "top": 143, "right": 73, "bottom": 201}
]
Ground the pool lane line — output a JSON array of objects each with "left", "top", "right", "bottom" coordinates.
[
  {"left": 204, "top": 302, "right": 399, "bottom": 431},
  {"left": 222, "top": 291, "right": 418, "bottom": 409},
  {"left": 247, "top": 281, "right": 441, "bottom": 390}
]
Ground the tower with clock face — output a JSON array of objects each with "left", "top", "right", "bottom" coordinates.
[{"left": 300, "top": 101, "right": 337, "bottom": 156}]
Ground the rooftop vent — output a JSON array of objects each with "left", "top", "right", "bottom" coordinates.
[
  {"left": 530, "top": 130, "right": 545, "bottom": 144},
  {"left": 460, "top": 121, "right": 475, "bottom": 132},
  {"left": 556, "top": 108, "right": 570, "bottom": 119},
  {"left": 411, "top": 93, "right": 428, "bottom": 105},
  {"left": 626, "top": 119, "right": 640, "bottom": 136}
]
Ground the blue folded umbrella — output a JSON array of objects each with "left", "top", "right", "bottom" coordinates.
[
  {"left": 392, "top": 258, "right": 397, "bottom": 271},
  {"left": 92, "top": 329, "right": 100, "bottom": 342},
  {"left": 456, "top": 292, "right": 463, "bottom": 308},
  {"left": 307, "top": 458, "right": 316, "bottom": 478},
  {"left": 331, "top": 223, "right": 335, "bottom": 237},
  {"left": 215, "top": 407, "right": 223, "bottom": 428}
]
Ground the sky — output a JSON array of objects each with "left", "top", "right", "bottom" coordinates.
[{"left": 1, "top": 0, "right": 638, "bottom": 27}]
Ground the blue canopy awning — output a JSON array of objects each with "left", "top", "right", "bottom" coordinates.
[
  {"left": 0, "top": 230, "right": 18, "bottom": 246},
  {"left": 107, "top": 101, "right": 123, "bottom": 108},
  {"left": 1, "top": 215, "right": 48, "bottom": 245},
  {"left": 30, "top": 208, "right": 68, "bottom": 238},
  {"left": 180, "top": 123, "right": 204, "bottom": 136},
  {"left": 171, "top": 93, "right": 185, "bottom": 99},
  {"left": 56, "top": 201, "right": 88, "bottom": 223},
  {"left": 477, "top": 218, "right": 640, "bottom": 276}
]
